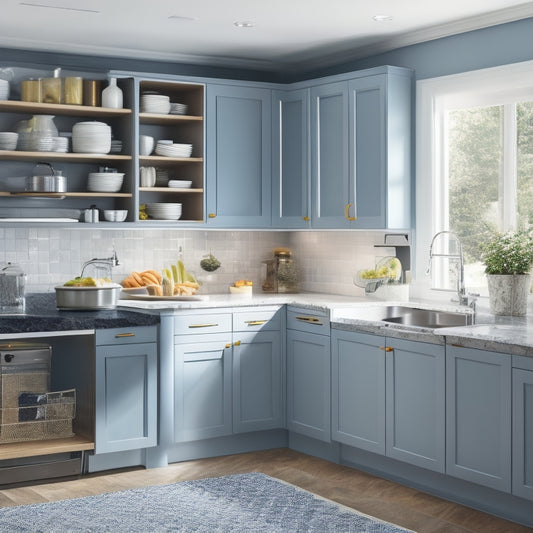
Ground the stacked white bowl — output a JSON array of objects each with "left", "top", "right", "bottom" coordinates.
[
  {"left": 72, "top": 122, "right": 111, "bottom": 154},
  {"left": 155, "top": 142, "right": 193, "bottom": 158},
  {"left": 145, "top": 202, "right": 182, "bottom": 220},
  {"left": 168, "top": 180, "right": 192, "bottom": 189},
  {"left": 140, "top": 93, "right": 171, "bottom": 114},
  {"left": 87, "top": 172, "right": 124, "bottom": 192},
  {"left": 0, "top": 79, "right": 9, "bottom": 100},
  {"left": 0, "top": 132, "right": 18, "bottom": 151},
  {"left": 52, "top": 136, "right": 69, "bottom": 153}
]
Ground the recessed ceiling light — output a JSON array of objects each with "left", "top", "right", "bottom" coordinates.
[
  {"left": 19, "top": 2, "right": 100, "bottom": 13},
  {"left": 372, "top": 14, "right": 393, "bottom": 22},
  {"left": 234, "top": 21, "right": 255, "bottom": 28},
  {"left": 168, "top": 15, "right": 196, "bottom": 22}
]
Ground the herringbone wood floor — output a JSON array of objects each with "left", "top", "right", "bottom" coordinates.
[{"left": 0, "top": 448, "right": 530, "bottom": 532}]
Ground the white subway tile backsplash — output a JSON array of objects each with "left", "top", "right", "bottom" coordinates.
[{"left": 0, "top": 227, "right": 404, "bottom": 296}]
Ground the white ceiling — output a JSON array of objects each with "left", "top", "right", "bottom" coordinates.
[{"left": 2, "top": 0, "right": 533, "bottom": 72}]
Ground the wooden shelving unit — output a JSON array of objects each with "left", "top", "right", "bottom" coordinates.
[
  {"left": 0, "top": 151, "right": 131, "bottom": 163},
  {"left": 0, "top": 435, "right": 94, "bottom": 461},
  {"left": 0, "top": 100, "right": 131, "bottom": 118}
]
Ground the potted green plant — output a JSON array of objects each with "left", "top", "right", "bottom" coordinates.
[{"left": 480, "top": 229, "right": 533, "bottom": 316}]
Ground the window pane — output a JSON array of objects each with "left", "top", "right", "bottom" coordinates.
[
  {"left": 447, "top": 106, "right": 503, "bottom": 290},
  {"left": 517, "top": 101, "right": 533, "bottom": 228}
]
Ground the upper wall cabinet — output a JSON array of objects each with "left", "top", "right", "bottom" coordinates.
[
  {"left": 273, "top": 67, "right": 413, "bottom": 230},
  {"left": 206, "top": 84, "right": 272, "bottom": 227}
]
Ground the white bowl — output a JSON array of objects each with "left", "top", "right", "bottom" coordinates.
[
  {"left": 168, "top": 180, "right": 192, "bottom": 189},
  {"left": 103, "top": 210, "right": 128, "bottom": 222}
]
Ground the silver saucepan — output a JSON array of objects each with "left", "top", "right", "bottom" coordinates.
[{"left": 25, "top": 162, "right": 67, "bottom": 193}]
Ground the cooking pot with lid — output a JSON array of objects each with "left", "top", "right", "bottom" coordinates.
[{"left": 25, "top": 162, "right": 67, "bottom": 193}]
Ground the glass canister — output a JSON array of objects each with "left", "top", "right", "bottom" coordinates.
[
  {"left": 275, "top": 247, "right": 299, "bottom": 293},
  {"left": 0, "top": 262, "right": 26, "bottom": 310}
]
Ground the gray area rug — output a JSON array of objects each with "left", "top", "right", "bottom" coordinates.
[{"left": 0, "top": 472, "right": 413, "bottom": 532}]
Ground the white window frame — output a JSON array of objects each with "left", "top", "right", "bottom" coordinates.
[{"left": 415, "top": 60, "right": 533, "bottom": 294}]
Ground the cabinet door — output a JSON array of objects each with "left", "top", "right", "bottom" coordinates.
[
  {"left": 512, "top": 368, "right": 533, "bottom": 501},
  {"left": 331, "top": 329, "right": 385, "bottom": 454},
  {"left": 272, "top": 89, "right": 310, "bottom": 228},
  {"left": 174, "top": 340, "right": 232, "bottom": 442},
  {"left": 310, "top": 81, "right": 351, "bottom": 228},
  {"left": 95, "top": 342, "right": 157, "bottom": 454},
  {"left": 206, "top": 84, "right": 271, "bottom": 227},
  {"left": 286, "top": 328, "right": 330, "bottom": 442},
  {"left": 446, "top": 346, "right": 511, "bottom": 492},
  {"left": 386, "top": 337, "right": 445, "bottom": 472},
  {"left": 233, "top": 330, "right": 283, "bottom": 433},
  {"left": 348, "top": 75, "right": 386, "bottom": 229}
]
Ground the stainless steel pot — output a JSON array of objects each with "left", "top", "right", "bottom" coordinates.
[
  {"left": 25, "top": 163, "right": 67, "bottom": 193},
  {"left": 55, "top": 285, "right": 121, "bottom": 310}
]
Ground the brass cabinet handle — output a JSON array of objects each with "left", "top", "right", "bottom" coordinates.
[
  {"left": 345, "top": 203, "right": 357, "bottom": 221},
  {"left": 188, "top": 323, "right": 219, "bottom": 328},
  {"left": 225, "top": 343, "right": 231, "bottom": 349},
  {"left": 295, "top": 316, "right": 323, "bottom": 325},
  {"left": 245, "top": 320, "right": 267, "bottom": 326},
  {"left": 234, "top": 340, "right": 241, "bottom": 346},
  {"left": 379, "top": 346, "right": 394, "bottom": 352},
  {"left": 115, "top": 332, "right": 135, "bottom": 338},
  {"left": 208, "top": 213, "right": 216, "bottom": 218},
  {"left": 303, "top": 216, "right": 310, "bottom": 221}
]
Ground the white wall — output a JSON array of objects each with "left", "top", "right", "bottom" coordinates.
[{"left": 0, "top": 227, "right": 399, "bottom": 296}]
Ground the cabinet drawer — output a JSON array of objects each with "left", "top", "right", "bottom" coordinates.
[
  {"left": 233, "top": 307, "right": 282, "bottom": 332},
  {"left": 513, "top": 355, "right": 533, "bottom": 371},
  {"left": 174, "top": 312, "right": 232, "bottom": 335},
  {"left": 287, "top": 308, "right": 330, "bottom": 335},
  {"left": 96, "top": 325, "right": 157, "bottom": 346}
]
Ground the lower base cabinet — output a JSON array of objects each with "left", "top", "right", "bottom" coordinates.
[
  {"left": 95, "top": 326, "right": 158, "bottom": 454},
  {"left": 512, "top": 358, "right": 533, "bottom": 501},
  {"left": 331, "top": 329, "right": 445, "bottom": 472},
  {"left": 446, "top": 345, "right": 511, "bottom": 492}
]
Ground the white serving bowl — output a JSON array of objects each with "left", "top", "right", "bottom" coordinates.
[{"left": 103, "top": 210, "right": 128, "bottom": 222}]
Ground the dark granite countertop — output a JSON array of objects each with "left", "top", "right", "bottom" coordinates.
[{"left": 0, "top": 293, "right": 159, "bottom": 335}]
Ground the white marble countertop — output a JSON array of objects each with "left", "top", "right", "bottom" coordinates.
[{"left": 117, "top": 292, "right": 533, "bottom": 357}]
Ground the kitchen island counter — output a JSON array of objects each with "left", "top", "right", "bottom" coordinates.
[{"left": 0, "top": 293, "right": 159, "bottom": 338}]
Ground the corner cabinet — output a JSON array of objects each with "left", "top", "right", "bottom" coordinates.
[
  {"left": 206, "top": 84, "right": 272, "bottom": 227},
  {"left": 94, "top": 326, "right": 158, "bottom": 454},
  {"left": 272, "top": 67, "right": 412, "bottom": 230}
]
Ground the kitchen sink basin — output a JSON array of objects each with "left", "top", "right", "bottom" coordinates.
[{"left": 381, "top": 307, "right": 474, "bottom": 328}]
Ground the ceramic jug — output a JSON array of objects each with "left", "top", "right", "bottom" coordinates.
[{"left": 102, "top": 78, "right": 123, "bottom": 109}]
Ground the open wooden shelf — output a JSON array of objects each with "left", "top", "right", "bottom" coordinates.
[
  {"left": 139, "top": 187, "right": 203, "bottom": 193},
  {"left": 0, "top": 99, "right": 131, "bottom": 117},
  {"left": 0, "top": 435, "right": 94, "bottom": 460},
  {"left": 0, "top": 151, "right": 131, "bottom": 163},
  {"left": 139, "top": 113, "right": 202, "bottom": 125},
  {"left": 0, "top": 192, "right": 132, "bottom": 198},
  {"left": 139, "top": 155, "right": 203, "bottom": 164}
]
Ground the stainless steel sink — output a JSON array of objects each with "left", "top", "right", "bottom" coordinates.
[{"left": 381, "top": 307, "right": 474, "bottom": 328}]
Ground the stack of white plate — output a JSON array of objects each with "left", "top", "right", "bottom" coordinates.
[
  {"left": 168, "top": 180, "right": 192, "bottom": 189},
  {"left": 0, "top": 79, "right": 9, "bottom": 100},
  {"left": 140, "top": 93, "right": 171, "bottom": 114},
  {"left": 170, "top": 102, "right": 188, "bottom": 115},
  {"left": 145, "top": 202, "right": 182, "bottom": 220},
  {"left": 87, "top": 172, "right": 124, "bottom": 192},
  {"left": 110, "top": 139, "right": 123, "bottom": 153},
  {"left": 17, "top": 132, "right": 55, "bottom": 152},
  {"left": 0, "top": 132, "right": 18, "bottom": 150},
  {"left": 72, "top": 121, "right": 111, "bottom": 154},
  {"left": 155, "top": 142, "right": 193, "bottom": 158},
  {"left": 52, "top": 136, "right": 69, "bottom": 153}
]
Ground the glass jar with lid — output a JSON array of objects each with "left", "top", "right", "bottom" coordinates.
[{"left": 262, "top": 248, "right": 299, "bottom": 293}]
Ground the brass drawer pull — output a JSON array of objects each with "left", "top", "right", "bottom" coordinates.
[
  {"left": 295, "top": 316, "right": 323, "bottom": 325},
  {"left": 225, "top": 343, "right": 231, "bottom": 349},
  {"left": 234, "top": 340, "right": 241, "bottom": 346},
  {"left": 379, "top": 346, "right": 393, "bottom": 352},
  {"left": 208, "top": 213, "right": 216, "bottom": 218},
  {"left": 245, "top": 320, "right": 267, "bottom": 326},
  {"left": 188, "top": 323, "right": 219, "bottom": 328},
  {"left": 115, "top": 332, "right": 135, "bottom": 338}
]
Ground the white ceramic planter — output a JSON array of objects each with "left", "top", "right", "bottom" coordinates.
[{"left": 486, "top": 274, "right": 531, "bottom": 316}]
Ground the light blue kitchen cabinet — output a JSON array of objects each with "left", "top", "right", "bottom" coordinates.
[
  {"left": 331, "top": 329, "right": 385, "bottom": 454},
  {"left": 232, "top": 330, "right": 283, "bottom": 433},
  {"left": 206, "top": 84, "right": 272, "bottom": 227},
  {"left": 331, "top": 329, "right": 445, "bottom": 472},
  {"left": 309, "top": 68, "right": 412, "bottom": 230},
  {"left": 385, "top": 337, "right": 445, "bottom": 472},
  {"left": 174, "top": 337, "right": 232, "bottom": 442},
  {"left": 286, "top": 308, "right": 331, "bottom": 442},
  {"left": 94, "top": 326, "right": 158, "bottom": 454},
  {"left": 512, "top": 356, "right": 533, "bottom": 501},
  {"left": 272, "top": 88, "right": 311, "bottom": 228},
  {"left": 446, "top": 345, "right": 511, "bottom": 492}
]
